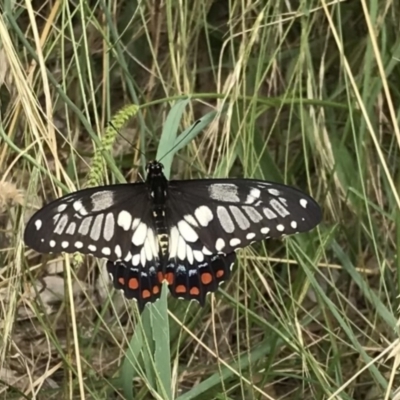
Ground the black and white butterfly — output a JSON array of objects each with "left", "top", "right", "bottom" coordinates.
[{"left": 24, "top": 161, "right": 321, "bottom": 311}]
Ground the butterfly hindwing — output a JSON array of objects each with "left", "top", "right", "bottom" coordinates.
[
  {"left": 166, "top": 252, "right": 236, "bottom": 305},
  {"left": 107, "top": 259, "right": 162, "bottom": 312}
]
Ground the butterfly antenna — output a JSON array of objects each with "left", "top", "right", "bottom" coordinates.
[
  {"left": 108, "top": 122, "right": 146, "bottom": 158},
  {"left": 158, "top": 119, "right": 201, "bottom": 163}
]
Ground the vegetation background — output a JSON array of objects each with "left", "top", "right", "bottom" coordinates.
[{"left": 1, "top": 0, "right": 399, "bottom": 399}]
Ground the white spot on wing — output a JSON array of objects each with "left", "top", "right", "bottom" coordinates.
[
  {"left": 54, "top": 215, "right": 69, "bottom": 234},
  {"left": 117, "top": 210, "right": 132, "bottom": 231},
  {"left": 246, "top": 232, "right": 256, "bottom": 240},
  {"left": 144, "top": 238, "right": 153, "bottom": 261},
  {"left": 147, "top": 229, "right": 158, "bottom": 259},
  {"left": 186, "top": 245, "right": 194, "bottom": 264},
  {"left": 140, "top": 247, "right": 146, "bottom": 267},
  {"left": 91, "top": 190, "right": 114, "bottom": 212},
  {"left": 257, "top": 182, "right": 272, "bottom": 188},
  {"left": 66, "top": 222, "right": 76, "bottom": 235},
  {"left": 263, "top": 208, "right": 277, "bottom": 219},
  {"left": 229, "top": 206, "right": 250, "bottom": 230},
  {"left": 131, "top": 217, "right": 140, "bottom": 230},
  {"left": 61, "top": 241, "right": 69, "bottom": 248},
  {"left": 208, "top": 183, "right": 240, "bottom": 202},
  {"left": 245, "top": 188, "right": 261, "bottom": 204},
  {"left": 216, "top": 206, "right": 234, "bottom": 233},
  {"left": 279, "top": 197, "right": 288, "bottom": 207},
  {"left": 261, "top": 227, "right": 270, "bottom": 234},
  {"left": 242, "top": 206, "right": 263, "bottom": 223},
  {"left": 168, "top": 226, "right": 180, "bottom": 259},
  {"left": 35, "top": 220, "right": 42, "bottom": 230},
  {"left": 75, "top": 241, "right": 83, "bottom": 249},
  {"left": 230, "top": 238, "right": 241, "bottom": 247},
  {"left": 115, "top": 244, "right": 122, "bottom": 259},
  {"left": 124, "top": 251, "right": 132, "bottom": 262},
  {"left": 78, "top": 216, "right": 93, "bottom": 235},
  {"left": 102, "top": 247, "right": 111, "bottom": 256},
  {"left": 291, "top": 221, "right": 298, "bottom": 229},
  {"left": 90, "top": 214, "right": 104, "bottom": 241},
  {"left": 184, "top": 214, "right": 199, "bottom": 227},
  {"left": 131, "top": 222, "right": 147, "bottom": 246},
  {"left": 202, "top": 246, "right": 213, "bottom": 255},
  {"left": 80, "top": 207, "right": 88, "bottom": 216},
  {"left": 270, "top": 199, "right": 290, "bottom": 218},
  {"left": 103, "top": 213, "right": 115, "bottom": 241},
  {"left": 88, "top": 244, "right": 97, "bottom": 252},
  {"left": 300, "top": 198, "right": 308, "bottom": 208},
  {"left": 276, "top": 224, "right": 285, "bottom": 232},
  {"left": 73, "top": 200, "right": 88, "bottom": 216},
  {"left": 177, "top": 220, "right": 198, "bottom": 243},
  {"left": 193, "top": 250, "right": 204, "bottom": 262},
  {"left": 215, "top": 238, "right": 225, "bottom": 252},
  {"left": 72, "top": 201, "right": 81, "bottom": 211},
  {"left": 132, "top": 253, "right": 140, "bottom": 266},
  {"left": 57, "top": 204, "right": 67, "bottom": 212},
  {"left": 194, "top": 205, "right": 213, "bottom": 227},
  {"left": 268, "top": 188, "right": 280, "bottom": 196},
  {"left": 177, "top": 236, "right": 186, "bottom": 260},
  {"left": 49, "top": 240, "right": 56, "bottom": 247}
]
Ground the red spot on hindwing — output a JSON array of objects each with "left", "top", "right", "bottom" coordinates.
[
  {"left": 216, "top": 269, "right": 224, "bottom": 278},
  {"left": 166, "top": 272, "right": 174, "bottom": 285},
  {"left": 153, "top": 285, "right": 160, "bottom": 294},
  {"left": 176, "top": 284, "right": 187, "bottom": 294},
  {"left": 201, "top": 272, "right": 213, "bottom": 285},
  {"left": 189, "top": 286, "right": 200, "bottom": 296},
  {"left": 128, "top": 278, "right": 139, "bottom": 290},
  {"left": 142, "top": 289, "right": 151, "bottom": 299}
]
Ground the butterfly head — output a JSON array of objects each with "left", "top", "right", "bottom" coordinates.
[{"left": 146, "top": 161, "right": 164, "bottom": 177}]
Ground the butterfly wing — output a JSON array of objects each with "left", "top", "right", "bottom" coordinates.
[
  {"left": 164, "top": 251, "right": 236, "bottom": 304},
  {"left": 168, "top": 178, "right": 321, "bottom": 251},
  {"left": 24, "top": 184, "right": 163, "bottom": 305},
  {"left": 106, "top": 259, "right": 162, "bottom": 311},
  {"left": 163, "top": 178, "right": 321, "bottom": 303},
  {"left": 24, "top": 184, "right": 156, "bottom": 262}
]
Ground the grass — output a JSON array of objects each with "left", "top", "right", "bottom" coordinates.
[{"left": 1, "top": 0, "right": 400, "bottom": 399}]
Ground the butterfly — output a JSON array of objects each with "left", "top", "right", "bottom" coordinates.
[{"left": 24, "top": 161, "right": 321, "bottom": 311}]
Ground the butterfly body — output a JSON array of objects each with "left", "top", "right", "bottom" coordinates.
[
  {"left": 147, "top": 161, "right": 170, "bottom": 255},
  {"left": 24, "top": 161, "right": 322, "bottom": 311}
]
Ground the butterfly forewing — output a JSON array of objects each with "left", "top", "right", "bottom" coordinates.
[
  {"left": 24, "top": 184, "right": 160, "bottom": 265},
  {"left": 165, "top": 179, "right": 321, "bottom": 256}
]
